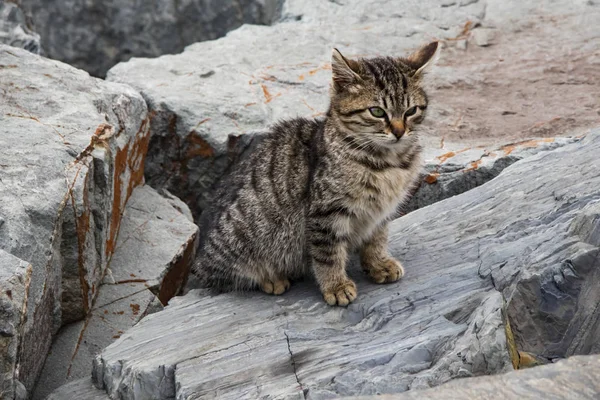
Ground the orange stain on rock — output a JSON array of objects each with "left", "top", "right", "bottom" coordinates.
[
  {"left": 424, "top": 173, "right": 439, "bottom": 184},
  {"left": 437, "top": 151, "right": 456, "bottom": 163},
  {"left": 106, "top": 116, "right": 151, "bottom": 257},
  {"left": 130, "top": 303, "right": 140, "bottom": 316},
  {"left": 501, "top": 138, "right": 555, "bottom": 155},
  {"left": 464, "top": 159, "right": 483, "bottom": 172},
  {"left": 261, "top": 83, "right": 273, "bottom": 102},
  {"left": 436, "top": 148, "right": 470, "bottom": 163},
  {"left": 186, "top": 131, "right": 216, "bottom": 159}
]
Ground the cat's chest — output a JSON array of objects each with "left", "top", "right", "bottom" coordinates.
[{"left": 355, "top": 168, "right": 417, "bottom": 214}]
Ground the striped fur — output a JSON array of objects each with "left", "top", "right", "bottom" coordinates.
[{"left": 188, "top": 42, "right": 439, "bottom": 306}]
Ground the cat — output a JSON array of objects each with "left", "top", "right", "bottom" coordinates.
[{"left": 187, "top": 42, "right": 439, "bottom": 306}]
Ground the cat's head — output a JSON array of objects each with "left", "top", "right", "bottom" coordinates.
[{"left": 329, "top": 42, "right": 438, "bottom": 147}]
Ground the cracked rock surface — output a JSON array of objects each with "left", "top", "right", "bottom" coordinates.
[
  {"left": 353, "top": 354, "right": 600, "bottom": 400},
  {"left": 19, "top": 0, "right": 281, "bottom": 77},
  {"left": 0, "top": 44, "right": 149, "bottom": 396},
  {"left": 105, "top": 0, "right": 600, "bottom": 218},
  {"left": 34, "top": 185, "right": 199, "bottom": 399},
  {"left": 91, "top": 131, "right": 600, "bottom": 399}
]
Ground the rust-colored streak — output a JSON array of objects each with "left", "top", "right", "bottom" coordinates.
[
  {"left": 302, "top": 99, "right": 316, "bottom": 112},
  {"left": 437, "top": 151, "right": 456, "bottom": 163},
  {"left": 106, "top": 142, "right": 129, "bottom": 257},
  {"left": 105, "top": 116, "right": 151, "bottom": 257},
  {"left": 93, "top": 123, "right": 112, "bottom": 137},
  {"left": 185, "top": 131, "right": 216, "bottom": 159},
  {"left": 261, "top": 83, "right": 273, "bottom": 103},
  {"left": 298, "top": 74, "right": 305, "bottom": 81},
  {"left": 194, "top": 118, "right": 211, "bottom": 129},
  {"left": 157, "top": 234, "right": 197, "bottom": 305},
  {"left": 127, "top": 118, "right": 151, "bottom": 189},
  {"left": 501, "top": 138, "right": 555, "bottom": 156},
  {"left": 308, "top": 64, "right": 332, "bottom": 76},
  {"left": 424, "top": 173, "right": 439, "bottom": 184},
  {"left": 113, "top": 278, "right": 148, "bottom": 284},
  {"left": 130, "top": 303, "right": 140, "bottom": 316},
  {"left": 464, "top": 159, "right": 483, "bottom": 172},
  {"left": 436, "top": 147, "right": 470, "bottom": 163}
]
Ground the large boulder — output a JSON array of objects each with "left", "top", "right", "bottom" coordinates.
[
  {"left": 105, "top": 0, "right": 600, "bottom": 218},
  {"left": 90, "top": 129, "right": 599, "bottom": 399},
  {"left": 0, "top": 44, "right": 149, "bottom": 395},
  {"left": 18, "top": 0, "right": 281, "bottom": 77},
  {"left": 33, "top": 185, "right": 199, "bottom": 399},
  {"left": 0, "top": 1, "right": 41, "bottom": 54}
]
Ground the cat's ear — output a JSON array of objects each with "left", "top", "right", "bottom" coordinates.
[
  {"left": 405, "top": 41, "right": 439, "bottom": 76},
  {"left": 331, "top": 48, "right": 362, "bottom": 90}
]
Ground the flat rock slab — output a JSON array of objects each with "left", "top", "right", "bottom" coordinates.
[
  {"left": 33, "top": 185, "right": 198, "bottom": 399},
  {"left": 0, "top": 44, "right": 149, "bottom": 394},
  {"left": 102, "top": 185, "right": 199, "bottom": 304},
  {"left": 91, "top": 129, "right": 599, "bottom": 399},
  {"left": 106, "top": 0, "right": 600, "bottom": 217},
  {"left": 354, "top": 354, "right": 600, "bottom": 400}
]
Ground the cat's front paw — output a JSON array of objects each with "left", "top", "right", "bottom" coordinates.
[
  {"left": 260, "top": 278, "right": 291, "bottom": 295},
  {"left": 322, "top": 279, "right": 357, "bottom": 307},
  {"left": 363, "top": 257, "right": 404, "bottom": 284}
]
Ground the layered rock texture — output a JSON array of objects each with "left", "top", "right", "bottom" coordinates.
[
  {"left": 18, "top": 0, "right": 281, "bottom": 77},
  {"left": 88, "top": 131, "right": 600, "bottom": 399},
  {"left": 0, "top": 44, "right": 150, "bottom": 396},
  {"left": 357, "top": 355, "right": 600, "bottom": 400}
]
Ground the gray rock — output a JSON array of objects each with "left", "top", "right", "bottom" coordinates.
[
  {"left": 101, "top": 185, "right": 199, "bottom": 305},
  {"left": 106, "top": 0, "right": 600, "bottom": 218},
  {"left": 471, "top": 28, "right": 496, "bottom": 47},
  {"left": 0, "top": 1, "right": 41, "bottom": 54},
  {"left": 91, "top": 128, "right": 600, "bottom": 399},
  {"left": 19, "top": 0, "right": 281, "bottom": 77},
  {"left": 404, "top": 137, "right": 579, "bottom": 213},
  {"left": 0, "top": 44, "right": 149, "bottom": 393},
  {"left": 47, "top": 378, "right": 109, "bottom": 400},
  {"left": 353, "top": 354, "right": 600, "bottom": 399},
  {"left": 0, "top": 250, "right": 31, "bottom": 400},
  {"left": 33, "top": 185, "right": 198, "bottom": 399}
]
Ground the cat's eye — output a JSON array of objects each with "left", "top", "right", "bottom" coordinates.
[
  {"left": 368, "top": 107, "right": 386, "bottom": 118},
  {"left": 404, "top": 107, "right": 418, "bottom": 117}
]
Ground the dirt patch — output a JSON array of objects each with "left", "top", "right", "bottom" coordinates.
[{"left": 428, "top": 14, "right": 599, "bottom": 149}]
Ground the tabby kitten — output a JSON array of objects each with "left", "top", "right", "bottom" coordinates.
[{"left": 188, "top": 42, "right": 439, "bottom": 306}]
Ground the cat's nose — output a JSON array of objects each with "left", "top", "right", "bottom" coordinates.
[{"left": 390, "top": 120, "right": 405, "bottom": 139}]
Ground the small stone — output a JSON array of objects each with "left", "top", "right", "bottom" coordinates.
[{"left": 472, "top": 28, "right": 496, "bottom": 47}]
